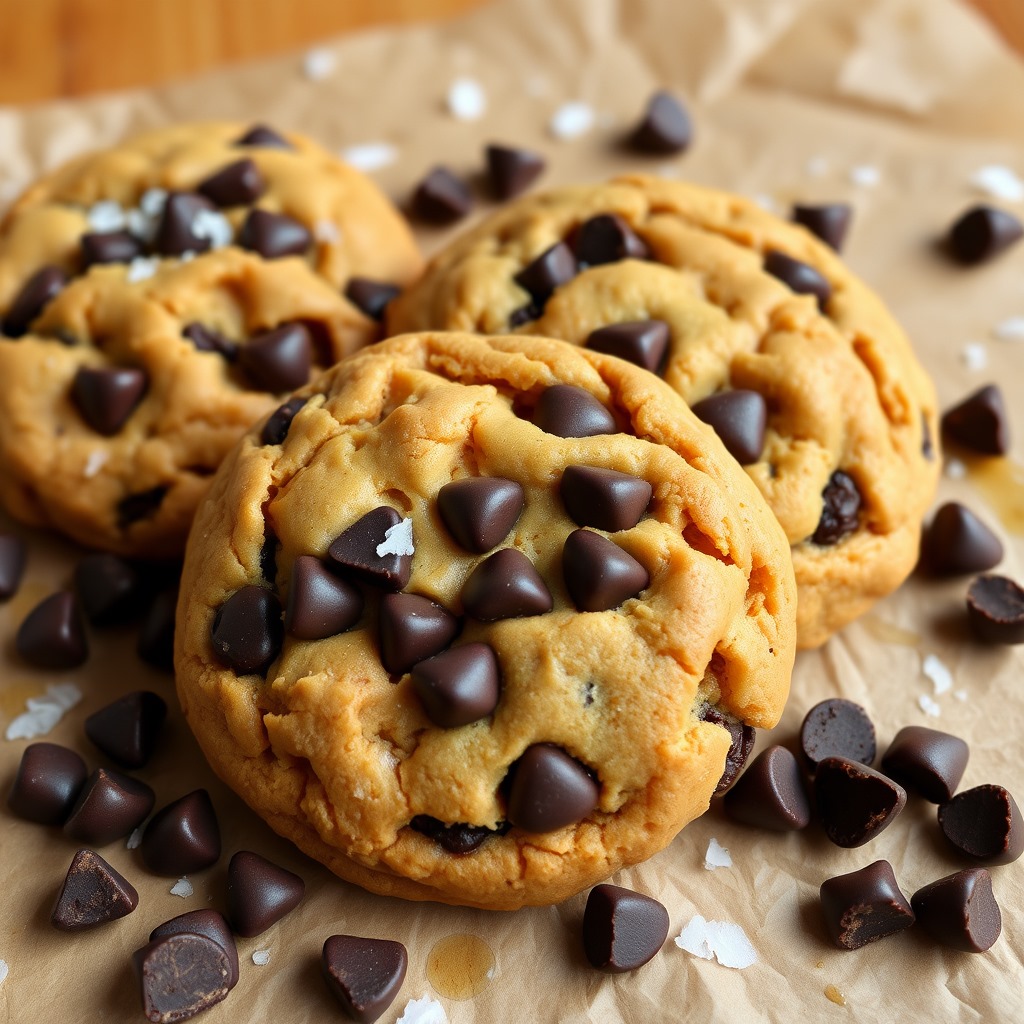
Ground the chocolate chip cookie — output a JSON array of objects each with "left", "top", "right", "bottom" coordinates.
[
  {"left": 174, "top": 331, "right": 797, "bottom": 909},
  {"left": 388, "top": 177, "right": 941, "bottom": 648}
]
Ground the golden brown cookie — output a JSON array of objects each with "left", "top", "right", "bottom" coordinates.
[
  {"left": 388, "top": 177, "right": 941, "bottom": 648},
  {"left": 175, "top": 331, "right": 797, "bottom": 909}
]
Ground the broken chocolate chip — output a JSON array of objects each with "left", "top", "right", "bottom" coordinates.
[
  {"left": 562, "top": 529, "right": 649, "bottom": 612},
  {"left": 238, "top": 208, "right": 312, "bottom": 259},
  {"left": 141, "top": 789, "right": 221, "bottom": 876},
  {"left": 941, "top": 384, "right": 1009, "bottom": 455},
  {"left": 64, "top": 767, "right": 155, "bottom": 845},
  {"left": 966, "top": 575, "right": 1024, "bottom": 645},
  {"left": 0, "top": 534, "right": 27, "bottom": 601},
  {"left": 84, "top": 691, "right": 167, "bottom": 770},
  {"left": 344, "top": 278, "right": 401, "bottom": 322},
  {"left": 7, "top": 742, "right": 87, "bottom": 825},
  {"left": 560, "top": 465, "right": 651, "bottom": 533},
  {"left": 81, "top": 230, "right": 143, "bottom": 267},
  {"left": 938, "top": 784, "right": 1023, "bottom": 865},
  {"left": 409, "top": 816, "right": 503, "bottom": 854},
  {"left": 505, "top": 743, "right": 599, "bottom": 833},
  {"left": 573, "top": 214, "right": 649, "bottom": 266},
  {"left": 437, "top": 477, "right": 525, "bottom": 554},
  {"left": 628, "top": 90, "right": 692, "bottom": 155},
  {"left": 881, "top": 726, "right": 969, "bottom": 804},
  {"left": 583, "top": 884, "right": 669, "bottom": 972},
  {"left": 378, "top": 592, "right": 458, "bottom": 674},
  {"left": 260, "top": 395, "right": 307, "bottom": 446},
  {"left": 327, "top": 506, "right": 412, "bottom": 592},
  {"left": 410, "top": 166, "right": 473, "bottom": 224},
  {"left": 699, "top": 707, "right": 756, "bottom": 795},
  {"left": 285, "top": 555, "right": 363, "bottom": 641},
  {"left": 72, "top": 365, "right": 148, "bottom": 436},
  {"left": 485, "top": 143, "right": 545, "bottom": 200},
  {"left": 226, "top": 850, "right": 305, "bottom": 938},
  {"left": 534, "top": 384, "right": 617, "bottom": 438},
  {"left": 722, "top": 745, "right": 811, "bottom": 830},
  {"left": 800, "top": 698, "right": 876, "bottom": 772},
  {"left": 691, "top": 390, "right": 768, "bottom": 466},
  {"left": 51, "top": 848, "right": 139, "bottom": 931},
  {"left": 947, "top": 205, "right": 1023, "bottom": 264},
  {"left": 3, "top": 265, "right": 69, "bottom": 337},
  {"left": 16, "top": 590, "right": 88, "bottom": 669},
  {"left": 150, "top": 910, "right": 239, "bottom": 990},
  {"left": 819, "top": 860, "right": 915, "bottom": 950},
  {"left": 764, "top": 249, "right": 831, "bottom": 311},
  {"left": 322, "top": 934, "right": 408, "bottom": 1024},
  {"left": 811, "top": 470, "right": 861, "bottom": 546},
  {"left": 513, "top": 242, "right": 577, "bottom": 304},
  {"left": 922, "top": 502, "right": 1003, "bottom": 576},
  {"left": 237, "top": 322, "right": 312, "bottom": 392},
  {"left": 461, "top": 547, "right": 552, "bottom": 621},
  {"left": 410, "top": 642, "right": 501, "bottom": 728},
  {"left": 117, "top": 486, "right": 169, "bottom": 528},
  {"left": 134, "top": 932, "right": 231, "bottom": 1023},
  {"left": 792, "top": 203, "right": 853, "bottom": 252},
  {"left": 912, "top": 869, "right": 1001, "bottom": 953},
  {"left": 153, "top": 191, "right": 217, "bottom": 256},
  {"left": 815, "top": 756, "right": 907, "bottom": 848},
  {"left": 585, "top": 320, "right": 670, "bottom": 374},
  {"left": 210, "top": 585, "right": 284, "bottom": 675},
  {"left": 197, "top": 158, "right": 266, "bottom": 207}
]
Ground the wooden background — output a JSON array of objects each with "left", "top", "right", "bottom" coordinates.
[{"left": 0, "top": 0, "right": 1019, "bottom": 104}]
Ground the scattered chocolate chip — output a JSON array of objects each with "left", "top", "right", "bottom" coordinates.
[
  {"left": 153, "top": 191, "right": 217, "bottom": 256},
  {"left": 699, "top": 707, "right": 756, "bottom": 795},
  {"left": 506, "top": 743, "right": 599, "bottom": 833},
  {"left": 819, "top": 860, "right": 915, "bottom": 950},
  {"left": 16, "top": 590, "right": 88, "bottom": 669},
  {"left": 691, "top": 390, "right": 768, "bottom": 465},
  {"left": 197, "top": 158, "right": 266, "bottom": 207},
  {"left": 513, "top": 242, "right": 577, "bottom": 304},
  {"left": 137, "top": 587, "right": 178, "bottom": 671},
  {"left": 437, "top": 477, "right": 525, "bottom": 553},
  {"left": 409, "top": 816, "right": 503, "bottom": 854},
  {"left": 410, "top": 166, "right": 473, "bottom": 224},
  {"left": 134, "top": 932, "right": 231, "bottom": 1023},
  {"left": 85, "top": 691, "right": 167, "bottom": 770},
  {"left": 117, "top": 486, "right": 169, "bottom": 528},
  {"left": 51, "top": 848, "right": 138, "bottom": 931},
  {"left": 0, "top": 533, "right": 27, "bottom": 601},
  {"left": 7, "top": 742, "right": 87, "bottom": 825},
  {"left": 327, "top": 507, "right": 412, "bottom": 591},
  {"left": 344, "top": 278, "right": 401, "bottom": 322},
  {"left": 628, "top": 90, "right": 693, "bottom": 155},
  {"left": 912, "top": 869, "right": 1001, "bottom": 953},
  {"left": 792, "top": 203, "right": 853, "bottom": 252},
  {"left": 722, "top": 745, "right": 811, "bottom": 830},
  {"left": 947, "top": 205, "right": 1023, "bottom": 264},
  {"left": 183, "top": 322, "right": 237, "bottom": 358},
  {"left": 764, "top": 249, "right": 831, "bottom": 311},
  {"left": 210, "top": 585, "right": 284, "bottom": 675},
  {"left": 485, "top": 143, "right": 546, "bottom": 200},
  {"left": 811, "top": 470, "right": 861, "bottom": 546},
  {"left": 410, "top": 642, "right": 501, "bottom": 728},
  {"left": 3, "top": 265, "right": 69, "bottom": 337},
  {"left": 141, "top": 789, "right": 221, "bottom": 876},
  {"left": 285, "top": 555, "right": 363, "bottom": 641},
  {"left": 881, "top": 726, "right": 969, "bottom": 804},
  {"left": 150, "top": 910, "right": 239, "bottom": 989},
  {"left": 237, "top": 322, "right": 312, "bottom": 392},
  {"left": 582, "top": 884, "right": 669, "bottom": 972},
  {"left": 234, "top": 124, "right": 292, "bottom": 149},
  {"left": 815, "top": 756, "right": 907, "bottom": 848},
  {"left": 226, "top": 850, "right": 305, "bottom": 938},
  {"left": 800, "top": 698, "right": 876, "bottom": 772},
  {"left": 574, "top": 214, "right": 649, "bottom": 266},
  {"left": 941, "top": 384, "right": 1009, "bottom": 455},
  {"left": 560, "top": 466, "right": 651, "bottom": 533},
  {"left": 322, "top": 934, "right": 408, "bottom": 1024},
  {"left": 584, "top": 320, "right": 669, "bottom": 374},
  {"left": 72, "top": 365, "right": 148, "bottom": 436},
  {"left": 938, "top": 784, "right": 1023, "bottom": 865},
  {"left": 64, "top": 767, "right": 156, "bottom": 845},
  {"left": 261, "top": 395, "right": 308, "bottom": 446},
  {"left": 238, "top": 208, "right": 312, "bottom": 259},
  {"left": 562, "top": 529, "right": 649, "bottom": 612},
  {"left": 966, "top": 575, "right": 1024, "bottom": 645},
  {"left": 461, "top": 547, "right": 552, "bottom": 621},
  {"left": 534, "top": 384, "right": 617, "bottom": 438},
  {"left": 74, "top": 553, "right": 143, "bottom": 625},
  {"left": 81, "top": 230, "right": 143, "bottom": 267},
  {"left": 922, "top": 502, "right": 1003, "bottom": 576},
  {"left": 378, "top": 593, "right": 458, "bottom": 674}
]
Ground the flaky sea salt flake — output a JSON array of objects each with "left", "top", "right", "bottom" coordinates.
[
  {"left": 549, "top": 101, "right": 595, "bottom": 140},
  {"left": 447, "top": 77, "right": 486, "bottom": 121},
  {"left": 303, "top": 47, "right": 337, "bottom": 81},
  {"left": 83, "top": 449, "right": 108, "bottom": 478},
  {"left": 961, "top": 342, "right": 988, "bottom": 371},
  {"left": 127, "top": 257, "right": 160, "bottom": 283},
  {"left": 953, "top": 690, "right": 968, "bottom": 702},
  {"left": 341, "top": 143, "right": 398, "bottom": 172},
  {"left": 676, "top": 915, "right": 756, "bottom": 968},
  {"left": 192, "top": 209, "right": 233, "bottom": 249},
  {"left": 970, "top": 165, "right": 1024, "bottom": 203},
  {"left": 923, "top": 653, "right": 953, "bottom": 695},
  {"left": 396, "top": 995, "right": 449, "bottom": 1024},
  {"left": 87, "top": 200, "right": 126, "bottom": 232},
  {"left": 5, "top": 683, "right": 83, "bottom": 741},
  {"left": 993, "top": 316, "right": 1024, "bottom": 341},
  {"left": 170, "top": 877, "right": 193, "bottom": 898},
  {"left": 252, "top": 949, "right": 271, "bottom": 966},
  {"left": 139, "top": 188, "right": 168, "bottom": 217},
  {"left": 0, "top": 959, "right": 8, "bottom": 986},
  {"left": 704, "top": 837, "right": 732, "bottom": 870},
  {"left": 376, "top": 518, "right": 414, "bottom": 558},
  {"left": 314, "top": 220, "right": 341, "bottom": 244},
  {"left": 848, "top": 164, "right": 881, "bottom": 188},
  {"left": 944, "top": 458, "right": 967, "bottom": 480},
  {"left": 675, "top": 915, "right": 714, "bottom": 960},
  {"left": 918, "top": 694, "right": 941, "bottom": 718},
  {"left": 126, "top": 827, "right": 144, "bottom": 850}
]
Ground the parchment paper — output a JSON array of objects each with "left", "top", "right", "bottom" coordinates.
[{"left": 2, "top": 1, "right": 1023, "bottom": 1021}]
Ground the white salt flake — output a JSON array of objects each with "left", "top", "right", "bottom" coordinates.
[
  {"left": 126, "top": 827, "right": 144, "bottom": 850},
  {"left": 341, "top": 143, "right": 398, "bottom": 173},
  {"left": 314, "top": 219, "right": 341, "bottom": 244},
  {"left": 5, "top": 682, "right": 83, "bottom": 741},
  {"left": 447, "top": 77, "right": 486, "bottom": 121},
  {"left": 396, "top": 995, "right": 449, "bottom": 1024},
  {"left": 83, "top": 449, "right": 108, "bottom": 478},
  {"left": 252, "top": 949, "right": 271, "bottom": 966},
  {"left": 961, "top": 342, "right": 988, "bottom": 371},
  {"left": 944, "top": 458, "right": 967, "bottom": 480},
  {"left": 376, "top": 518, "right": 414, "bottom": 558},
  {"left": 848, "top": 164, "right": 881, "bottom": 188},
  {"left": 139, "top": 188, "right": 168, "bottom": 218},
  {"left": 970, "top": 165, "right": 1024, "bottom": 203},
  {"left": 922, "top": 653, "right": 953, "bottom": 695},
  {"left": 170, "top": 877, "right": 193, "bottom": 898},
  {"left": 918, "top": 694, "right": 941, "bottom": 718},
  {"left": 549, "top": 101, "right": 595, "bottom": 141},
  {"left": 303, "top": 47, "right": 337, "bottom": 81},
  {"left": 127, "top": 257, "right": 160, "bottom": 283},
  {"left": 704, "top": 837, "right": 733, "bottom": 870},
  {"left": 0, "top": 959, "right": 8, "bottom": 986},
  {"left": 806, "top": 156, "right": 829, "bottom": 177},
  {"left": 125, "top": 207, "right": 157, "bottom": 245},
  {"left": 87, "top": 199, "right": 127, "bottom": 232},
  {"left": 675, "top": 915, "right": 756, "bottom": 969},
  {"left": 192, "top": 208, "right": 233, "bottom": 249},
  {"left": 993, "top": 316, "right": 1024, "bottom": 341}
]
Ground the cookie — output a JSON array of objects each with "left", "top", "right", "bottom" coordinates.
[
  {"left": 175, "top": 332, "right": 797, "bottom": 909},
  {"left": 0, "top": 122, "right": 423, "bottom": 555},
  {"left": 388, "top": 177, "right": 941, "bottom": 648}
]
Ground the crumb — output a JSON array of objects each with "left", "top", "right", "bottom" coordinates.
[
  {"left": 447, "top": 77, "right": 486, "bottom": 121},
  {"left": 549, "top": 101, "right": 595, "bottom": 140},
  {"left": 340, "top": 143, "right": 398, "bottom": 172}
]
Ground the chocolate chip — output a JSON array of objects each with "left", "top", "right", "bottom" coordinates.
[
  {"left": 142, "top": 790, "right": 221, "bottom": 876},
  {"left": 410, "top": 642, "right": 501, "bottom": 728},
  {"left": 285, "top": 555, "right": 363, "bottom": 641},
  {"left": 378, "top": 593, "right": 458, "bottom": 674},
  {"left": 947, "top": 205, "right": 1023, "bottom": 264},
  {"left": 153, "top": 191, "right": 217, "bottom": 256},
  {"left": 410, "top": 166, "right": 473, "bottom": 224},
  {"left": 628, "top": 90, "right": 693, "bottom": 155},
  {"left": 764, "top": 249, "right": 831, "bottom": 311},
  {"left": 461, "top": 547, "right": 552, "bottom": 621},
  {"left": 74, "top": 553, "right": 143, "bottom": 625},
  {"left": 505, "top": 743, "right": 599, "bottom": 833},
  {"left": 344, "top": 278, "right": 401, "bottom": 322},
  {"left": 699, "top": 707, "right": 756, "bottom": 795},
  {"left": 210, "top": 585, "right": 284, "bottom": 675},
  {"left": 238, "top": 208, "right": 312, "bottom": 259},
  {"left": 792, "top": 203, "right": 853, "bottom": 252},
  {"left": 322, "top": 935, "right": 408, "bottom": 1024},
  {"left": 7, "top": 742, "right": 87, "bottom": 824},
  {"left": 137, "top": 587, "right": 178, "bottom": 671},
  {"left": 560, "top": 466, "right": 651, "bottom": 533},
  {"left": 235, "top": 124, "right": 293, "bottom": 148},
  {"left": 967, "top": 574, "right": 1024, "bottom": 644},
  {"left": 939, "top": 784, "right": 1023, "bottom": 864},
  {"left": 3, "top": 265, "right": 69, "bottom": 337},
  {"left": 815, "top": 756, "right": 907, "bottom": 848},
  {"left": 941, "top": 384, "right": 1009, "bottom": 455},
  {"left": 922, "top": 502, "right": 1003, "bottom": 576},
  {"left": 485, "top": 143, "right": 545, "bottom": 200},
  {"left": 574, "top": 214, "right": 649, "bottom": 267},
  {"left": 437, "top": 477, "right": 525, "bottom": 553},
  {"left": 0, "top": 534, "right": 27, "bottom": 601},
  {"left": 819, "top": 860, "right": 915, "bottom": 950},
  {"left": 72, "top": 365, "right": 148, "bottom": 436},
  {"left": 912, "top": 869, "right": 1001, "bottom": 953},
  {"left": 197, "top": 158, "right": 266, "bottom": 207},
  {"left": 64, "top": 767, "right": 156, "bottom": 845},
  {"left": 226, "top": 850, "right": 305, "bottom": 937},
  {"left": 800, "top": 698, "right": 876, "bottom": 772},
  {"left": 811, "top": 469, "right": 861, "bottom": 546},
  {"left": 585, "top": 320, "right": 669, "bottom": 374},
  {"left": 16, "top": 590, "right": 88, "bottom": 669},
  {"left": 261, "top": 395, "right": 308, "bottom": 446},
  {"left": 508, "top": 300, "right": 542, "bottom": 327},
  {"left": 722, "top": 745, "right": 811, "bottom": 830},
  {"left": 117, "top": 486, "right": 168, "bottom": 528},
  {"left": 237, "top": 322, "right": 312, "bottom": 392},
  {"left": 81, "top": 230, "right": 143, "bottom": 267},
  {"left": 85, "top": 691, "right": 167, "bottom": 770},
  {"left": 513, "top": 242, "right": 577, "bottom": 304},
  {"left": 562, "top": 529, "right": 649, "bottom": 612},
  {"left": 534, "top": 384, "right": 617, "bottom": 438},
  {"left": 691, "top": 390, "right": 768, "bottom": 465},
  {"left": 409, "top": 816, "right": 503, "bottom": 854},
  {"left": 51, "top": 848, "right": 138, "bottom": 931},
  {"left": 150, "top": 910, "right": 239, "bottom": 990},
  {"left": 881, "top": 726, "right": 969, "bottom": 804},
  {"left": 133, "top": 933, "right": 231, "bottom": 1023},
  {"left": 582, "top": 884, "right": 669, "bottom": 972},
  {"left": 183, "top": 322, "right": 237, "bottom": 357}
]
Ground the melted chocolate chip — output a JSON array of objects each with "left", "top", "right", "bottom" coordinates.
[
  {"left": 327, "top": 506, "right": 412, "bottom": 591},
  {"left": 938, "top": 784, "right": 1023, "bottom": 865},
  {"left": 820, "top": 860, "right": 915, "bottom": 950},
  {"left": 691, "top": 390, "right": 768, "bottom": 465},
  {"left": 941, "top": 384, "right": 1009, "bottom": 455},
  {"left": 134, "top": 933, "right": 231, "bottom": 1022},
  {"left": 811, "top": 470, "right": 861, "bottom": 546},
  {"left": 947, "top": 205, "right": 1023, "bottom": 264},
  {"left": 800, "top": 698, "right": 876, "bottom": 772},
  {"left": 560, "top": 466, "right": 651, "bottom": 533},
  {"left": 72, "top": 365, "right": 147, "bottom": 436},
  {"left": 16, "top": 590, "right": 88, "bottom": 669},
  {"left": 64, "top": 767, "right": 156, "bottom": 845},
  {"left": 0, "top": 534, "right": 28, "bottom": 601},
  {"left": 534, "top": 384, "right": 617, "bottom": 438},
  {"left": 226, "top": 850, "right": 305, "bottom": 938},
  {"left": 966, "top": 575, "right": 1024, "bottom": 644},
  {"left": 141, "top": 789, "right": 221, "bottom": 876},
  {"left": 792, "top": 203, "right": 853, "bottom": 252},
  {"left": 764, "top": 249, "right": 831, "bottom": 311},
  {"left": 344, "top": 278, "right": 401, "bottom": 322},
  {"left": 238, "top": 208, "right": 312, "bottom": 259},
  {"left": 410, "top": 642, "right": 501, "bottom": 728},
  {"left": 7, "top": 743, "right": 87, "bottom": 825},
  {"left": 881, "top": 726, "right": 969, "bottom": 804},
  {"left": 410, "top": 166, "right": 473, "bottom": 224},
  {"left": 585, "top": 320, "right": 670, "bottom": 374},
  {"left": 505, "top": 743, "right": 599, "bottom": 833},
  {"left": 485, "top": 144, "right": 545, "bottom": 200},
  {"left": 234, "top": 124, "right": 293, "bottom": 148},
  {"left": 261, "top": 396, "right": 308, "bottom": 446},
  {"left": 237, "top": 323, "right": 312, "bottom": 392},
  {"left": 698, "top": 707, "right": 756, "bottom": 795},
  {"left": 322, "top": 935, "right": 408, "bottom": 1024},
  {"left": 81, "top": 230, "right": 143, "bottom": 267},
  {"left": 628, "top": 90, "right": 693, "bottom": 155},
  {"left": 722, "top": 745, "right": 811, "bottom": 830},
  {"left": 153, "top": 192, "right": 217, "bottom": 256},
  {"left": 286, "top": 555, "right": 363, "bottom": 641},
  {"left": 562, "top": 529, "right": 649, "bottom": 612},
  {"left": 409, "top": 816, "right": 504, "bottom": 854},
  {"left": 574, "top": 214, "right": 649, "bottom": 266},
  {"left": 461, "top": 547, "right": 552, "bottom": 621},
  {"left": 211, "top": 585, "right": 283, "bottom": 675},
  {"left": 513, "top": 242, "right": 577, "bottom": 305},
  {"left": 922, "top": 502, "right": 1003, "bottom": 576},
  {"left": 197, "top": 158, "right": 266, "bottom": 206},
  {"left": 3, "top": 266, "right": 68, "bottom": 337},
  {"left": 583, "top": 884, "right": 670, "bottom": 972},
  {"left": 437, "top": 477, "right": 525, "bottom": 553},
  {"left": 85, "top": 691, "right": 167, "bottom": 770},
  {"left": 51, "top": 849, "right": 138, "bottom": 931},
  {"left": 912, "top": 869, "right": 1001, "bottom": 953},
  {"left": 149, "top": 910, "right": 239, "bottom": 990},
  {"left": 378, "top": 592, "right": 458, "bottom": 674},
  {"left": 117, "top": 486, "right": 168, "bottom": 528},
  {"left": 815, "top": 756, "right": 907, "bottom": 848}
]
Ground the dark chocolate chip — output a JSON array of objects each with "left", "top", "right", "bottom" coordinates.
[
  {"left": 344, "top": 278, "right": 401, "bottom": 322},
  {"left": 197, "top": 158, "right": 266, "bottom": 207},
  {"left": 235, "top": 124, "right": 292, "bottom": 148},
  {"left": 16, "top": 590, "right": 88, "bottom": 669},
  {"left": 183, "top": 322, "right": 237, "bottom": 358},
  {"left": 628, "top": 90, "right": 693, "bottom": 155},
  {"left": 699, "top": 707, "right": 756, "bottom": 795},
  {"left": 881, "top": 726, "right": 969, "bottom": 804},
  {"left": 261, "top": 395, "right": 308, "bottom": 446},
  {"left": 153, "top": 191, "right": 217, "bottom": 256},
  {"left": 409, "top": 816, "right": 504, "bottom": 854},
  {"left": 141, "top": 789, "right": 221, "bottom": 876},
  {"left": 285, "top": 555, "right": 363, "bottom": 641},
  {"left": 378, "top": 592, "right": 458, "bottom": 674},
  {"left": 560, "top": 466, "right": 651, "bottom": 533},
  {"left": 85, "top": 691, "right": 167, "bottom": 770},
  {"left": 72, "top": 365, "right": 148, "bottom": 436},
  {"left": 800, "top": 698, "right": 876, "bottom": 772},
  {"left": 938, "top": 784, "right": 1023, "bottom": 865},
  {"left": 322, "top": 934, "right": 408, "bottom": 1024},
  {"left": 912, "top": 868, "right": 1001, "bottom": 953},
  {"left": 51, "top": 848, "right": 138, "bottom": 931},
  {"left": 562, "top": 529, "right": 649, "bottom": 612},
  {"left": 461, "top": 547, "right": 552, "bottom": 621},
  {"left": 0, "top": 533, "right": 27, "bottom": 601},
  {"left": 691, "top": 390, "right": 768, "bottom": 465},
  {"left": 792, "top": 203, "right": 853, "bottom": 252},
  {"left": 64, "top": 767, "right": 156, "bottom": 845},
  {"left": 117, "top": 486, "right": 169, "bottom": 528},
  {"left": 811, "top": 469, "right": 861, "bottom": 546},
  {"left": 508, "top": 300, "right": 542, "bottom": 327},
  {"left": 513, "top": 242, "right": 577, "bottom": 304},
  {"left": 582, "top": 884, "right": 669, "bottom": 972},
  {"left": 585, "top": 320, "right": 669, "bottom": 374},
  {"left": 133, "top": 933, "right": 231, "bottom": 1023},
  {"left": 819, "top": 860, "right": 915, "bottom": 950},
  {"left": 410, "top": 166, "right": 473, "bottom": 224},
  {"left": 3, "top": 265, "right": 69, "bottom": 337},
  {"left": 81, "top": 230, "right": 143, "bottom": 267},
  {"left": 966, "top": 575, "right": 1024, "bottom": 645},
  {"left": 815, "top": 756, "right": 907, "bottom": 848},
  {"left": 764, "top": 249, "right": 831, "bottom": 311},
  {"left": 505, "top": 743, "right": 599, "bottom": 833},
  {"left": 238, "top": 208, "right": 312, "bottom": 259},
  {"left": 923, "top": 502, "right": 1003, "bottom": 576},
  {"left": 947, "top": 205, "right": 1023, "bottom": 264},
  {"left": 137, "top": 587, "right": 178, "bottom": 671},
  {"left": 941, "top": 384, "right": 1009, "bottom": 455},
  {"left": 237, "top": 322, "right": 312, "bottom": 392},
  {"left": 7, "top": 742, "right": 87, "bottom": 825},
  {"left": 485, "top": 143, "right": 546, "bottom": 200},
  {"left": 574, "top": 214, "right": 649, "bottom": 267},
  {"left": 74, "top": 553, "right": 143, "bottom": 625},
  {"left": 150, "top": 910, "right": 239, "bottom": 989},
  {"left": 210, "top": 585, "right": 284, "bottom": 675},
  {"left": 327, "top": 507, "right": 412, "bottom": 592},
  {"left": 410, "top": 642, "right": 501, "bottom": 728},
  {"left": 226, "top": 850, "right": 305, "bottom": 938},
  {"left": 535, "top": 384, "right": 617, "bottom": 438},
  {"left": 437, "top": 477, "right": 525, "bottom": 553},
  {"left": 722, "top": 745, "right": 811, "bottom": 830}
]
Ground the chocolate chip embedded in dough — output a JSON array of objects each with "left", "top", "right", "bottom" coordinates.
[
  {"left": 234, "top": 124, "right": 293, "bottom": 149},
  {"left": 881, "top": 726, "right": 969, "bottom": 804},
  {"left": 226, "top": 850, "right": 305, "bottom": 938},
  {"left": 764, "top": 249, "right": 832, "bottom": 311},
  {"left": 84, "top": 691, "right": 167, "bottom": 770},
  {"left": 117, "top": 486, "right": 169, "bottom": 529},
  {"left": 922, "top": 502, "right": 1003, "bottom": 576},
  {"left": 819, "top": 860, "right": 915, "bottom": 950},
  {"left": 2, "top": 265, "right": 69, "bottom": 337},
  {"left": 505, "top": 743, "right": 599, "bottom": 833},
  {"left": 815, "top": 756, "right": 907, "bottom": 848},
  {"left": 574, "top": 214, "right": 649, "bottom": 266},
  {"left": 562, "top": 529, "right": 649, "bottom": 612},
  {"left": 237, "top": 323, "right": 312, "bottom": 392},
  {"left": 437, "top": 477, "right": 525, "bottom": 553},
  {"left": 378, "top": 593, "right": 458, "bottom": 674},
  {"left": 966, "top": 575, "right": 1024, "bottom": 645},
  {"left": 260, "top": 396, "right": 308, "bottom": 446},
  {"left": 344, "top": 278, "right": 402, "bottom": 322},
  {"left": 327, "top": 506, "right": 413, "bottom": 592},
  {"left": 485, "top": 143, "right": 546, "bottom": 200},
  {"left": 183, "top": 322, "right": 238, "bottom": 358},
  {"left": 321, "top": 934, "right": 408, "bottom": 1024},
  {"left": 461, "top": 547, "right": 552, "bottom": 621},
  {"left": 141, "top": 789, "right": 222, "bottom": 876},
  {"left": 911, "top": 869, "right": 1001, "bottom": 953},
  {"left": 7, "top": 742, "right": 87, "bottom": 825},
  {"left": 210, "top": 585, "right": 284, "bottom": 674},
  {"left": 16, "top": 590, "right": 89, "bottom": 670},
  {"left": 137, "top": 587, "right": 178, "bottom": 671},
  {"left": 508, "top": 300, "right": 542, "bottom": 327},
  {"left": 582, "top": 884, "right": 670, "bottom": 972},
  {"left": 238, "top": 208, "right": 312, "bottom": 258},
  {"left": 691, "top": 390, "right": 768, "bottom": 466},
  {"left": 560, "top": 466, "right": 652, "bottom": 533},
  {"left": 153, "top": 191, "right": 217, "bottom": 256},
  {"left": 133, "top": 932, "right": 231, "bottom": 1023},
  {"left": 410, "top": 167, "right": 473, "bottom": 225},
  {"left": 74, "top": 553, "right": 144, "bottom": 625},
  {"left": 534, "top": 384, "right": 617, "bottom": 438},
  {"left": 792, "top": 203, "right": 853, "bottom": 252},
  {"left": 285, "top": 555, "right": 363, "bottom": 641},
  {"left": 63, "top": 767, "right": 155, "bottom": 845},
  {"left": 81, "top": 230, "right": 143, "bottom": 267},
  {"left": 947, "top": 205, "right": 1023, "bottom": 264},
  {"left": 0, "top": 533, "right": 27, "bottom": 601},
  {"left": 409, "top": 816, "right": 503, "bottom": 854},
  {"left": 585, "top": 320, "right": 670, "bottom": 374},
  {"left": 799, "top": 698, "right": 876, "bottom": 772},
  {"left": 71, "top": 366, "right": 148, "bottom": 436},
  {"left": 698, "top": 707, "right": 756, "bottom": 795},
  {"left": 149, "top": 910, "right": 239, "bottom": 990},
  {"left": 722, "top": 745, "right": 811, "bottom": 830},
  {"left": 197, "top": 158, "right": 266, "bottom": 207},
  {"left": 628, "top": 90, "right": 693, "bottom": 155},
  {"left": 51, "top": 848, "right": 139, "bottom": 931},
  {"left": 410, "top": 642, "right": 501, "bottom": 728},
  {"left": 811, "top": 470, "right": 861, "bottom": 546},
  {"left": 941, "top": 384, "right": 1009, "bottom": 455},
  {"left": 938, "top": 784, "right": 1024, "bottom": 865},
  {"left": 513, "top": 242, "right": 577, "bottom": 304}
]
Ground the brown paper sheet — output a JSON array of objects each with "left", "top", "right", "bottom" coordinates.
[{"left": 2, "top": 0, "right": 1024, "bottom": 1021}]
